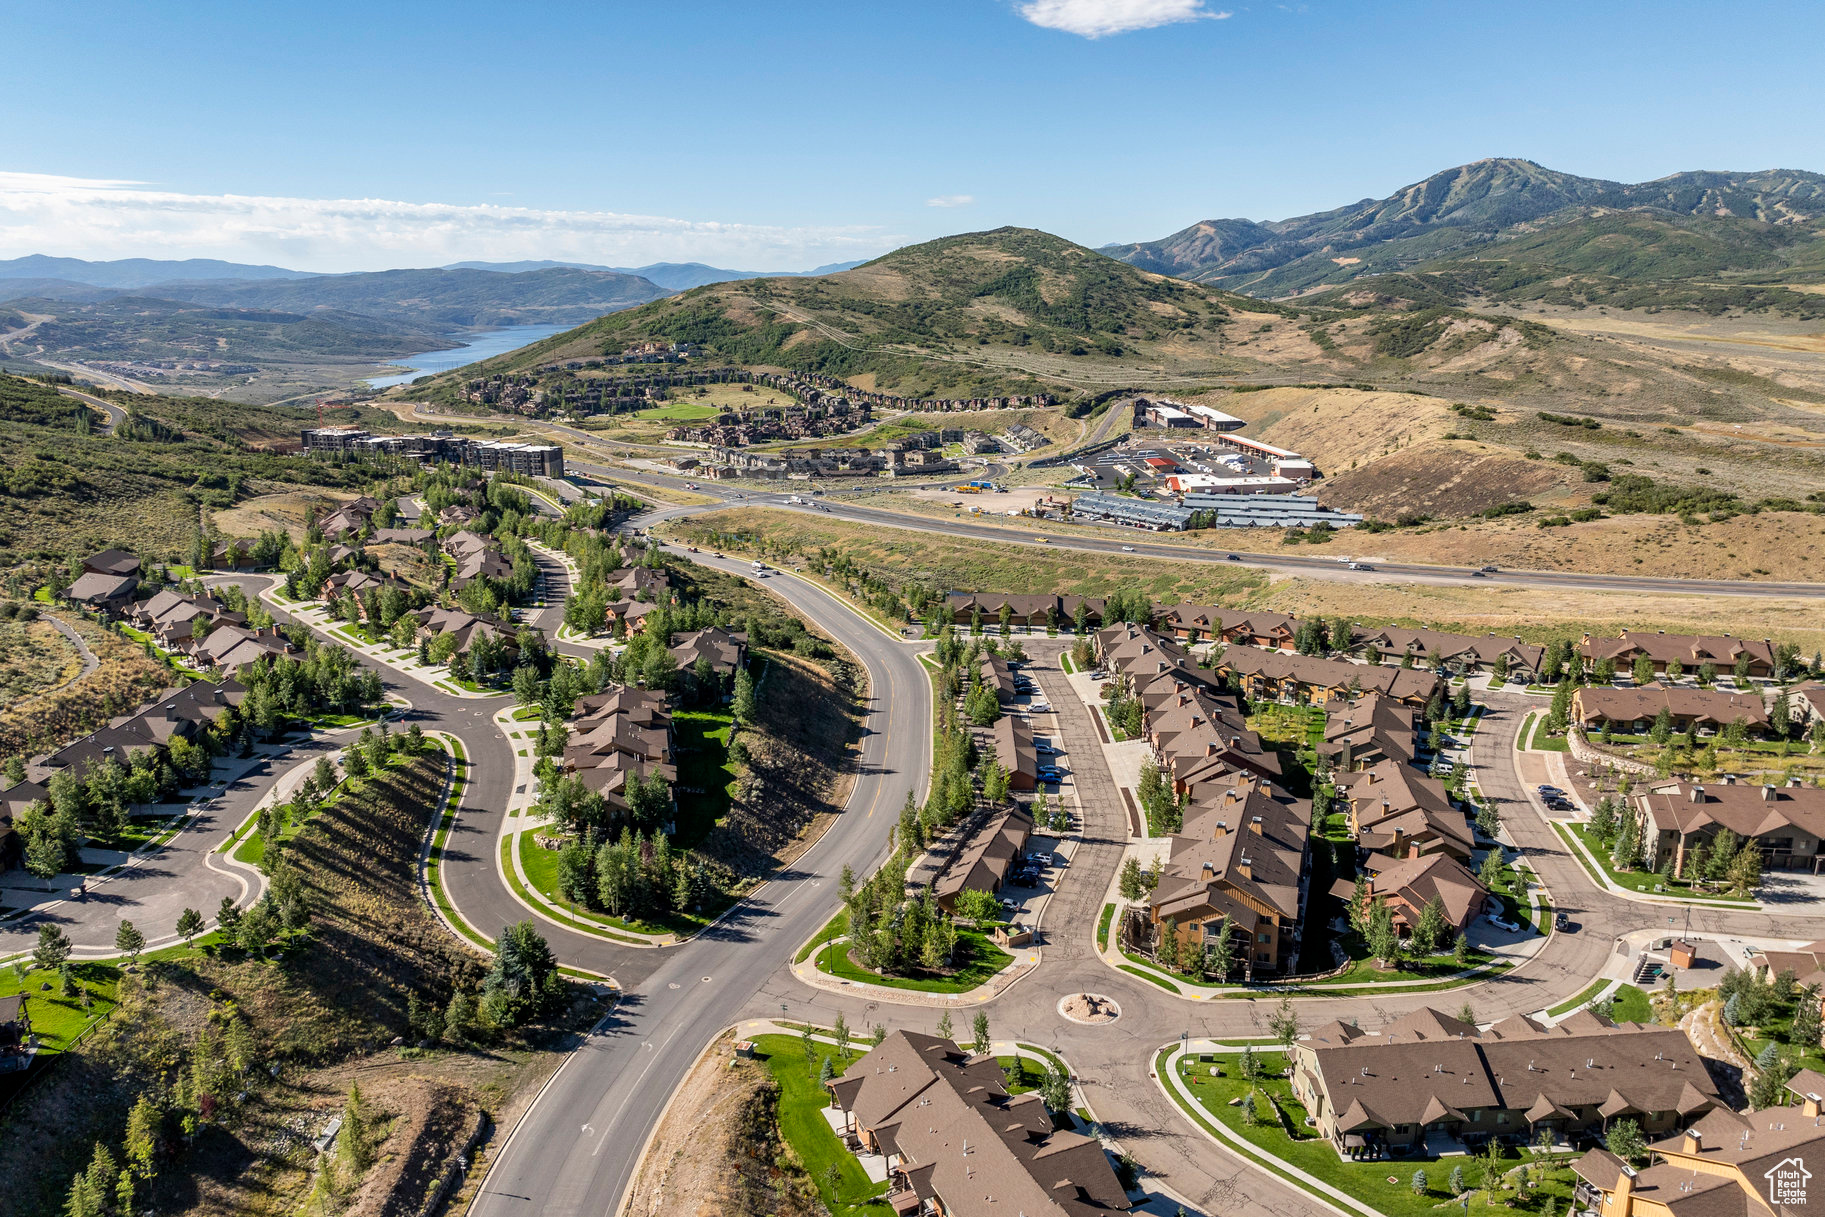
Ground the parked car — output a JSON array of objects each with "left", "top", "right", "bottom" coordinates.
[
  {"left": 1537, "top": 784, "right": 1564, "bottom": 795},
  {"left": 1485, "top": 913, "right": 1523, "bottom": 933},
  {"left": 1029, "top": 703, "right": 1052, "bottom": 714},
  {"left": 1348, "top": 562, "right": 1375, "bottom": 571}
]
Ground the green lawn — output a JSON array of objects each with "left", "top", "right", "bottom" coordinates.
[
  {"left": 799, "top": 910, "right": 847, "bottom": 964},
  {"left": 1606, "top": 983, "right": 1654, "bottom": 1024},
  {"left": 636, "top": 401, "right": 724, "bottom": 422},
  {"left": 1557, "top": 822, "right": 1753, "bottom": 904},
  {"left": 1097, "top": 903, "right": 1114, "bottom": 951},
  {"left": 1528, "top": 715, "right": 1570, "bottom": 752},
  {"left": 815, "top": 929, "right": 1014, "bottom": 994},
  {"left": 1545, "top": 979, "right": 1614, "bottom": 1017},
  {"left": 114, "top": 813, "right": 182, "bottom": 850},
  {"left": 672, "top": 708, "right": 736, "bottom": 848},
  {"left": 0, "top": 960, "right": 121, "bottom": 1057},
  {"left": 1247, "top": 703, "right": 1326, "bottom": 750},
  {"left": 751, "top": 1035, "right": 893, "bottom": 1217},
  {"left": 1163, "top": 1047, "right": 1583, "bottom": 1217},
  {"left": 1120, "top": 964, "right": 1180, "bottom": 993},
  {"left": 512, "top": 832, "right": 684, "bottom": 938}
]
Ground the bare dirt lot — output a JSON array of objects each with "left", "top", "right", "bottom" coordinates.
[
  {"left": 211, "top": 489, "right": 357, "bottom": 544},
  {"left": 622, "top": 1031, "right": 822, "bottom": 1217},
  {"left": 906, "top": 484, "right": 1062, "bottom": 515}
]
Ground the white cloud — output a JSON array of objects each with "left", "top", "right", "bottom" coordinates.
[
  {"left": 0, "top": 171, "right": 897, "bottom": 272},
  {"left": 925, "top": 194, "right": 975, "bottom": 208},
  {"left": 1016, "top": 0, "right": 1231, "bottom": 38}
]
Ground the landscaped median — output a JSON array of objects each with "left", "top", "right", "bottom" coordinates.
[
  {"left": 417, "top": 732, "right": 498, "bottom": 955},
  {"left": 1154, "top": 1043, "right": 1583, "bottom": 1217},
  {"left": 1550, "top": 820, "right": 1758, "bottom": 906},
  {"left": 797, "top": 909, "right": 1018, "bottom": 996}
]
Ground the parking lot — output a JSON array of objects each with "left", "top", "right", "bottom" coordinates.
[
  {"left": 996, "top": 656, "right": 1081, "bottom": 930},
  {"left": 1065, "top": 437, "right": 1286, "bottom": 495}
]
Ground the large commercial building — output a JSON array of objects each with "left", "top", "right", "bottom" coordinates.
[{"left": 299, "top": 427, "right": 564, "bottom": 477}]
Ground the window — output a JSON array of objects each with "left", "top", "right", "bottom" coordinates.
[{"left": 1258, "top": 932, "right": 1270, "bottom": 943}]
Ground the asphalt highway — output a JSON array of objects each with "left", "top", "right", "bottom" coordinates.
[
  {"left": 557, "top": 452, "right": 1825, "bottom": 602},
  {"left": 220, "top": 457, "right": 1825, "bottom": 1216}
]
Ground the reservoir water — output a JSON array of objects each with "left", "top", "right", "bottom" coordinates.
[{"left": 363, "top": 324, "right": 571, "bottom": 388}]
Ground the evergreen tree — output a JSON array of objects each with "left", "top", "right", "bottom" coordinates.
[
  {"left": 33, "top": 923, "right": 72, "bottom": 971},
  {"left": 176, "top": 906, "right": 205, "bottom": 947},
  {"left": 114, "top": 919, "right": 145, "bottom": 964}
]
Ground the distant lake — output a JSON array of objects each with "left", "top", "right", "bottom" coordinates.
[{"left": 363, "top": 324, "right": 570, "bottom": 389}]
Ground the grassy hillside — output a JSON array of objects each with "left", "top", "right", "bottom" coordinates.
[
  {"left": 413, "top": 228, "right": 1261, "bottom": 399},
  {"left": 0, "top": 748, "right": 593, "bottom": 1217},
  {"left": 0, "top": 375, "right": 380, "bottom": 565}
]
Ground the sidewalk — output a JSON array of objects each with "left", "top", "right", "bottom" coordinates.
[
  {"left": 788, "top": 930, "right": 1042, "bottom": 1007},
  {"left": 489, "top": 705, "right": 676, "bottom": 948},
  {"left": 262, "top": 591, "right": 502, "bottom": 700}
]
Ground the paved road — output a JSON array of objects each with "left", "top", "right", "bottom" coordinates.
[
  {"left": 56, "top": 384, "right": 129, "bottom": 433},
  {"left": 468, "top": 538, "right": 932, "bottom": 1216},
  {"left": 178, "top": 466, "right": 1825, "bottom": 1214},
  {"left": 720, "top": 682, "right": 1825, "bottom": 1216},
  {"left": 554, "top": 451, "right": 1825, "bottom": 602}
]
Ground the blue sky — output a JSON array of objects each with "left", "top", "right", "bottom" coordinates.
[{"left": 3, "top": 0, "right": 1822, "bottom": 270}]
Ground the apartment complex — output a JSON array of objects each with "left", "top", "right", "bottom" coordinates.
[
  {"left": 1149, "top": 772, "right": 1313, "bottom": 977},
  {"left": 1578, "top": 631, "right": 1777, "bottom": 679},
  {"left": 1571, "top": 686, "right": 1771, "bottom": 736},
  {"left": 299, "top": 427, "right": 565, "bottom": 477},
  {"left": 826, "top": 1031, "right": 1130, "bottom": 1217},
  {"left": 1293, "top": 1007, "right": 1720, "bottom": 1157},
  {"left": 1217, "top": 647, "right": 1442, "bottom": 708},
  {"left": 560, "top": 686, "right": 676, "bottom": 819},
  {"left": 1571, "top": 1076, "right": 1825, "bottom": 1217},
  {"left": 1631, "top": 778, "right": 1825, "bottom": 874}
]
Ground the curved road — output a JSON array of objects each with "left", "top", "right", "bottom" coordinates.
[
  {"left": 131, "top": 461, "right": 1822, "bottom": 1217},
  {"left": 199, "top": 497, "right": 931, "bottom": 1217}
]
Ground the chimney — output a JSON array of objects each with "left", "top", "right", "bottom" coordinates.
[
  {"left": 1792, "top": 776, "right": 1806, "bottom": 789},
  {"left": 1251, "top": 815, "right": 1264, "bottom": 834},
  {"left": 1807, "top": 1094, "right": 1824, "bottom": 1120},
  {"left": 1720, "top": 774, "right": 1735, "bottom": 786},
  {"left": 1686, "top": 1127, "right": 1704, "bottom": 1152},
  {"left": 1238, "top": 855, "right": 1252, "bottom": 879},
  {"left": 1213, "top": 820, "right": 1228, "bottom": 836},
  {"left": 1614, "top": 1164, "right": 1637, "bottom": 1217},
  {"left": 1764, "top": 784, "right": 1779, "bottom": 801},
  {"left": 1690, "top": 785, "right": 1706, "bottom": 804}
]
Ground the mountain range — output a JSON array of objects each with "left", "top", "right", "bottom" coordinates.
[
  {"left": 1101, "top": 158, "right": 1825, "bottom": 307},
  {"left": 0, "top": 253, "right": 866, "bottom": 296}
]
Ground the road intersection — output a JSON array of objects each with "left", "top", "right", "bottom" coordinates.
[{"left": 15, "top": 461, "right": 1825, "bottom": 1217}]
